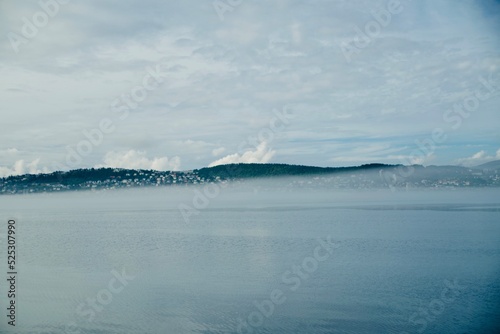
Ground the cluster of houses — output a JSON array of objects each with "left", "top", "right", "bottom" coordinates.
[
  {"left": 0, "top": 166, "right": 498, "bottom": 195},
  {"left": 0, "top": 169, "right": 214, "bottom": 195}
]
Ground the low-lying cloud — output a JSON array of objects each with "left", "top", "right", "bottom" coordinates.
[
  {"left": 0, "top": 159, "right": 47, "bottom": 177},
  {"left": 97, "top": 150, "right": 181, "bottom": 171},
  {"left": 209, "top": 142, "right": 275, "bottom": 167},
  {"left": 456, "top": 148, "right": 500, "bottom": 167}
]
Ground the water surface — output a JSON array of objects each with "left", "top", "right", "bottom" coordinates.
[{"left": 0, "top": 186, "right": 499, "bottom": 333}]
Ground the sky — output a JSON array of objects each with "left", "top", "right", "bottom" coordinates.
[{"left": 1, "top": 0, "right": 500, "bottom": 177}]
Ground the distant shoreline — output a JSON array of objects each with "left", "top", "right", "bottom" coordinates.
[{"left": 1, "top": 162, "right": 499, "bottom": 195}]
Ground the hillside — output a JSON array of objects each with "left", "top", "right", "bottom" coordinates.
[
  {"left": 0, "top": 162, "right": 499, "bottom": 195},
  {"left": 475, "top": 160, "right": 500, "bottom": 170}
]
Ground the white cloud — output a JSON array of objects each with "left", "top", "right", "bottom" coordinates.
[
  {"left": 98, "top": 150, "right": 181, "bottom": 171},
  {"left": 208, "top": 142, "right": 275, "bottom": 167},
  {"left": 455, "top": 149, "right": 500, "bottom": 167},
  {"left": 0, "top": 159, "right": 47, "bottom": 177}
]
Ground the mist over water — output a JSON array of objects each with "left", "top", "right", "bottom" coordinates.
[{"left": 0, "top": 182, "right": 499, "bottom": 333}]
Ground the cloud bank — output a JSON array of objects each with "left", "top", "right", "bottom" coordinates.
[
  {"left": 0, "top": 159, "right": 47, "bottom": 178},
  {"left": 209, "top": 142, "right": 275, "bottom": 167},
  {"left": 97, "top": 150, "right": 181, "bottom": 171},
  {"left": 456, "top": 148, "right": 500, "bottom": 167}
]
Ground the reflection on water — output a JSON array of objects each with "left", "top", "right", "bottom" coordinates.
[{"left": 0, "top": 186, "right": 499, "bottom": 333}]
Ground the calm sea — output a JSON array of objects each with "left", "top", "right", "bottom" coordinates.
[{"left": 0, "top": 185, "right": 499, "bottom": 333}]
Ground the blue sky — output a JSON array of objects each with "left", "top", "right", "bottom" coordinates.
[{"left": 1, "top": 0, "right": 500, "bottom": 176}]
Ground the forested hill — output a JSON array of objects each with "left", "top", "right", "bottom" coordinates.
[
  {"left": 194, "top": 163, "right": 391, "bottom": 178},
  {"left": 0, "top": 162, "right": 499, "bottom": 195}
]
